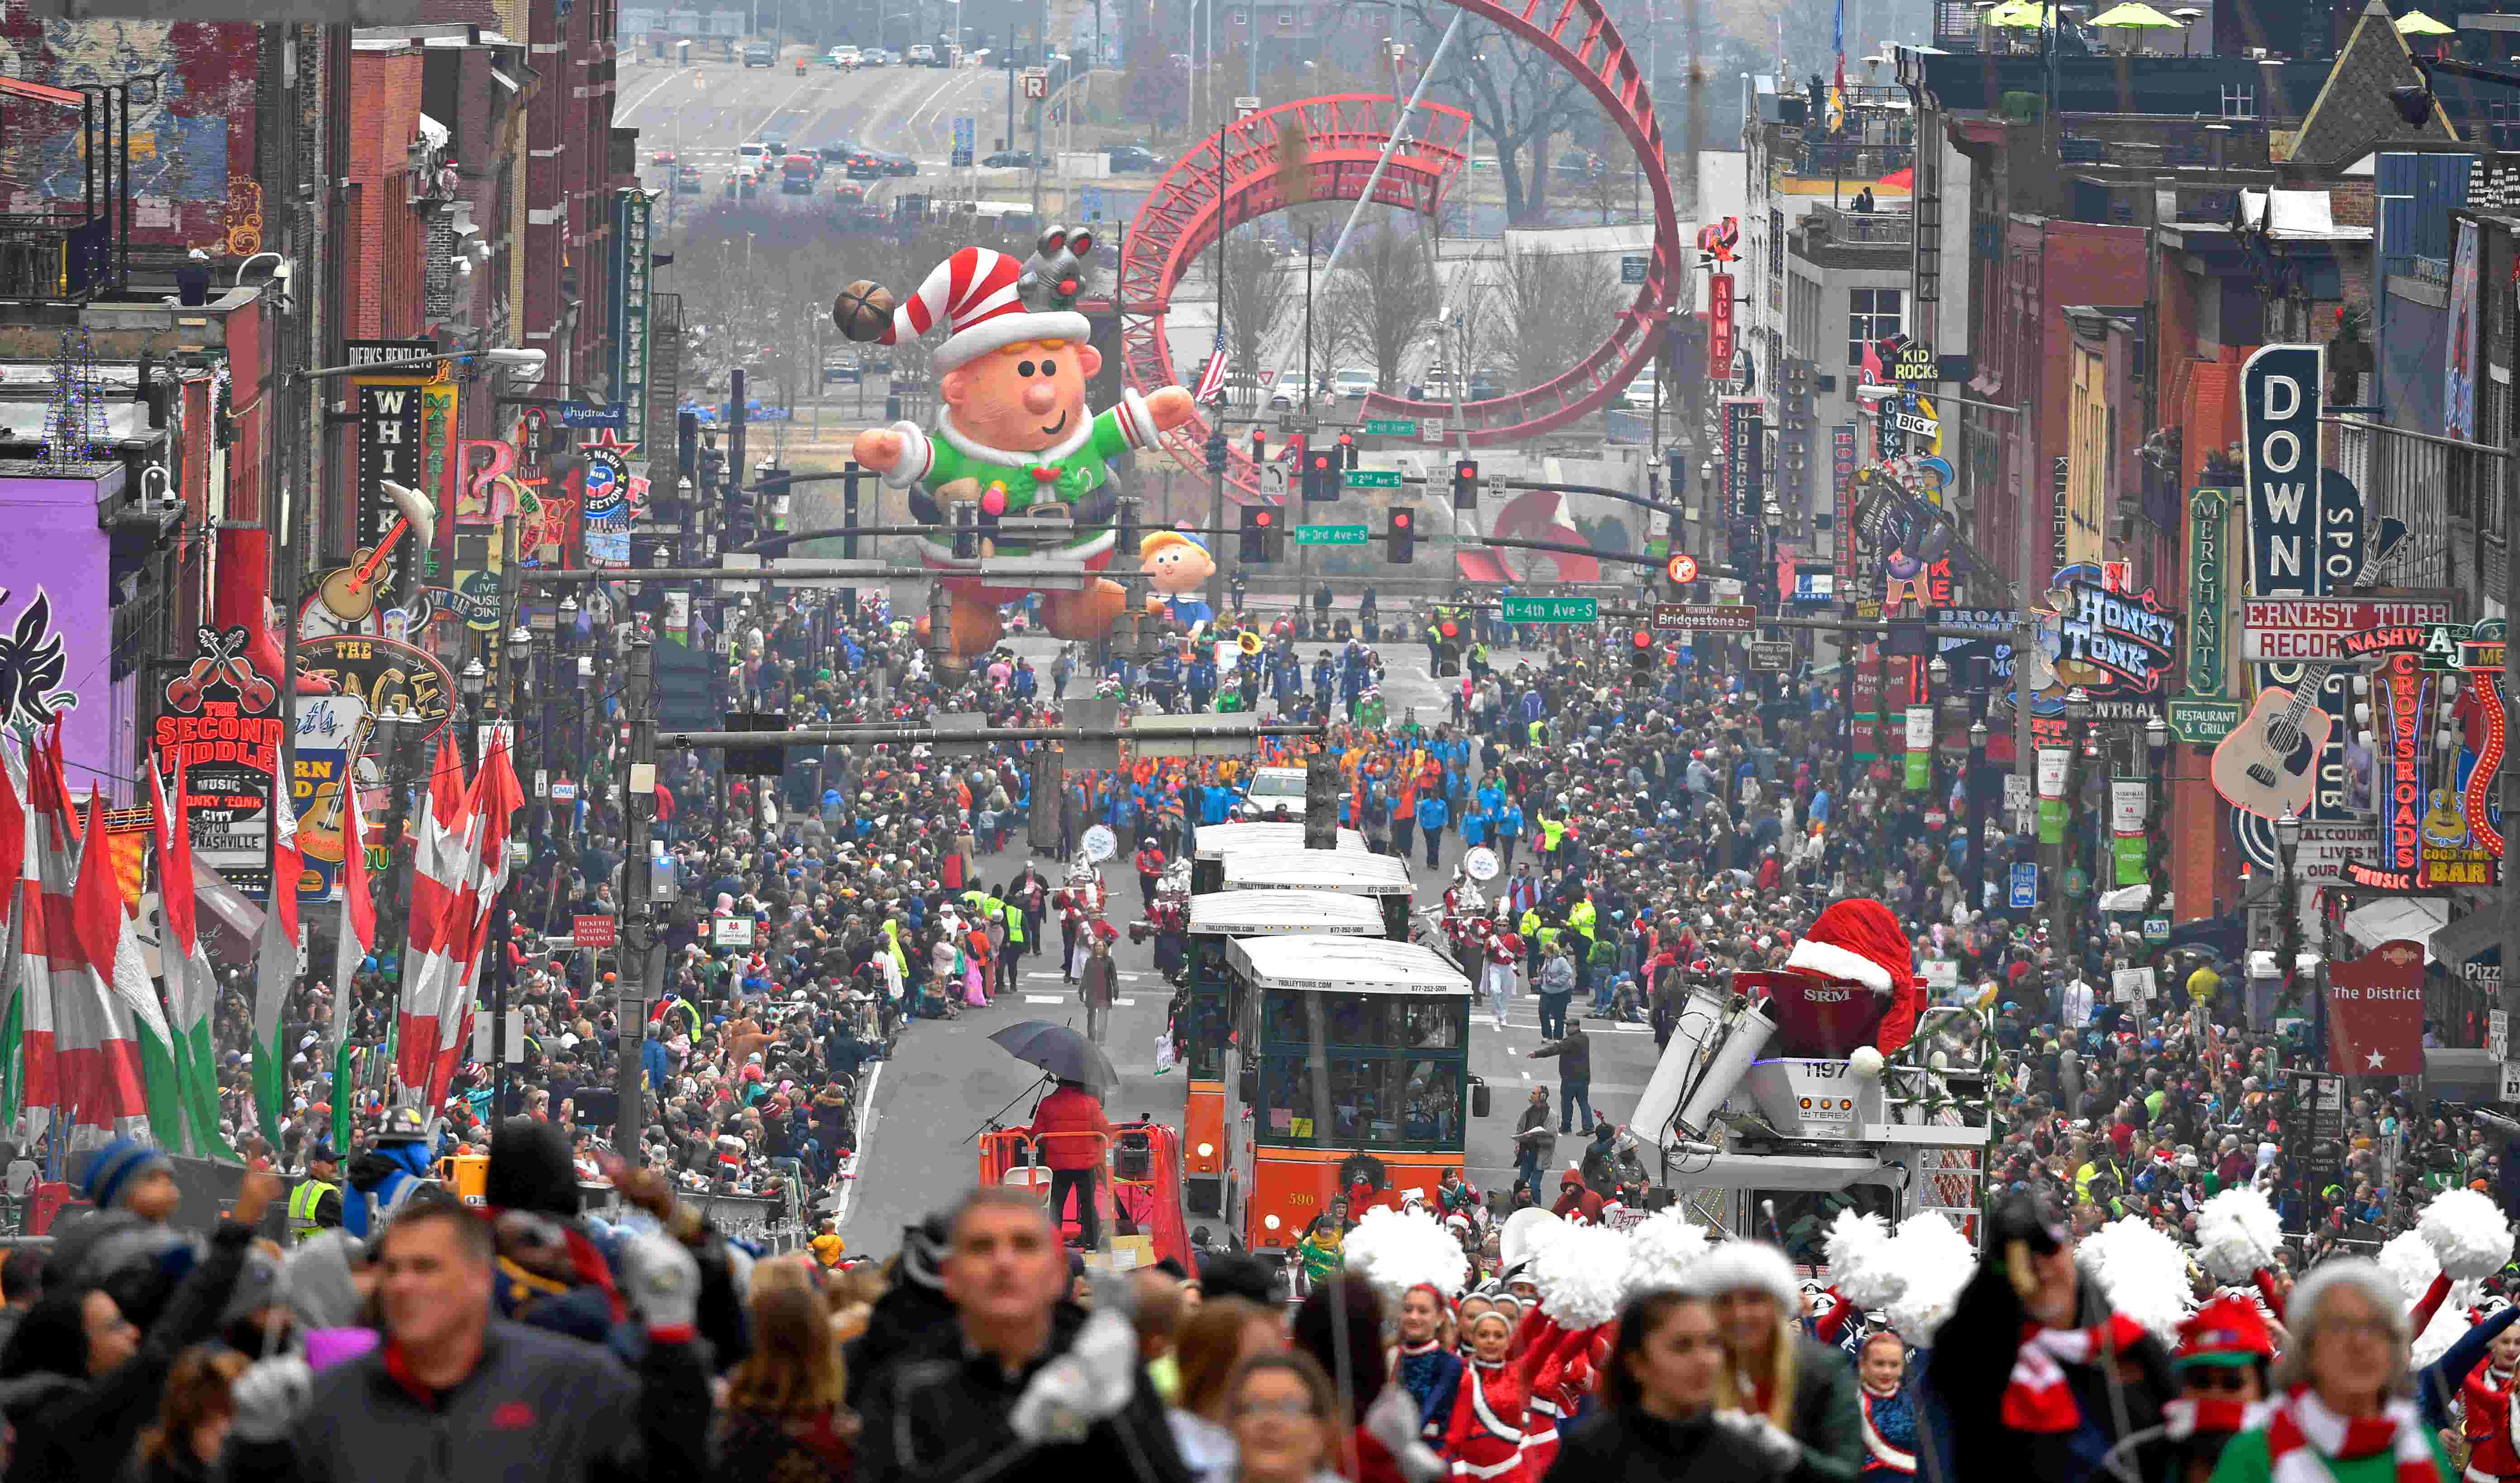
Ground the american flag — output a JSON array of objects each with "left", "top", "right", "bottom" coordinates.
[{"left": 1193, "top": 332, "right": 1230, "bottom": 405}]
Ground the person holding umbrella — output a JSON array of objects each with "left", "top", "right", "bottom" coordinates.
[{"left": 1026, "top": 1077, "right": 1115, "bottom": 1250}]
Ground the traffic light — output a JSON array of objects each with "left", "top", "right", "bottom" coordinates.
[
  {"left": 1250, "top": 428, "right": 1268, "bottom": 471},
  {"left": 722, "top": 711, "right": 790, "bottom": 777},
  {"left": 1385, "top": 504, "right": 1415, "bottom": 564},
  {"left": 1338, "top": 431, "right": 1358, "bottom": 470},
  {"left": 1239, "top": 503, "right": 1280, "bottom": 562},
  {"left": 1436, "top": 619, "right": 1460, "bottom": 676},
  {"left": 1204, "top": 430, "right": 1228, "bottom": 474},
  {"left": 1628, "top": 629, "right": 1657, "bottom": 676},
  {"left": 724, "top": 488, "right": 759, "bottom": 548},
  {"left": 1451, "top": 458, "right": 1478, "bottom": 511},
  {"left": 1303, "top": 445, "right": 1338, "bottom": 502}
]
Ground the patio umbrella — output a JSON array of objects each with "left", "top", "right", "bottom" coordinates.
[
  {"left": 2089, "top": 1, "right": 2178, "bottom": 23},
  {"left": 990, "top": 1019, "right": 1121, "bottom": 1089},
  {"left": 1877, "top": 165, "right": 1915, "bottom": 190},
  {"left": 2396, "top": 8, "right": 2453, "bottom": 32},
  {"left": 1986, "top": 2, "right": 2065, "bottom": 27}
]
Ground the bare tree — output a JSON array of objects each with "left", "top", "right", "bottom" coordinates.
[
  {"left": 1324, "top": 220, "right": 1438, "bottom": 393},
  {"left": 1355, "top": 2, "right": 1595, "bottom": 225},
  {"left": 1217, "top": 232, "right": 1295, "bottom": 403},
  {"left": 1495, "top": 242, "right": 1623, "bottom": 393}
]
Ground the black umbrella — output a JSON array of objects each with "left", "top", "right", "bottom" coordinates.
[{"left": 988, "top": 1020, "right": 1120, "bottom": 1090}]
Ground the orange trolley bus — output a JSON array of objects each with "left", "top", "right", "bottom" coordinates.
[
  {"left": 1181, "top": 889, "right": 1387, "bottom": 1215},
  {"left": 1223, "top": 934, "right": 1472, "bottom": 1261}
]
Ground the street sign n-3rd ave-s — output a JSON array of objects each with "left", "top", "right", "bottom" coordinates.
[{"left": 1294, "top": 524, "right": 1368, "bottom": 546}]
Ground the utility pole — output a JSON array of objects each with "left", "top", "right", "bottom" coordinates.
[{"left": 615, "top": 634, "right": 660, "bottom": 1155}]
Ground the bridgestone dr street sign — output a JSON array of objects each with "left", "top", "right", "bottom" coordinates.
[
  {"left": 1655, "top": 602, "right": 1756, "bottom": 632},
  {"left": 1295, "top": 524, "right": 1368, "bottom": 545},
  {"left": 1501, "top": 596, "right": 1598, "bottom": 623}
]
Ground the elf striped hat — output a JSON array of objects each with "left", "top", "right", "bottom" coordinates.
[{"left": 889, "top": 245, "right": 1088, "bottom": 371}]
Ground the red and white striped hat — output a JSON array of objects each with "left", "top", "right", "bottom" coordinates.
[{"left": 887, "top": 245, "right": 1088, "bottom": 371}]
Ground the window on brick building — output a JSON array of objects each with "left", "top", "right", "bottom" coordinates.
[{"left": 1848, "top": 287, "right": 1901, "bottom": 365}]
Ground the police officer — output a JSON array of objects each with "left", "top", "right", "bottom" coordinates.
[{"left": 287, "top": 1139, "right": 344, "bottom": 1244}]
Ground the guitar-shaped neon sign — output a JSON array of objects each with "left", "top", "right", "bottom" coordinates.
[{"left": 302, "top": 481, "right": 438, "bottom": 637}]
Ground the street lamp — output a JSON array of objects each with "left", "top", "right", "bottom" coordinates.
[
  {"left": 1965, "top": 716, "right": 1991, "bottom": 910},
  {"left": 1928, "top": 654, "right": 1950, "bottom": 691},
  {"left": 2275, "top": 805, "right": 2305, "bottom": 1012},
  {"left": 2145, "top": 711, "right": 2168, "bottom": 757}
]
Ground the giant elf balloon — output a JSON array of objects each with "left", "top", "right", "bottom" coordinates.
[{"left": 835, "top": 229, "right": 1196, "bottom": 663}]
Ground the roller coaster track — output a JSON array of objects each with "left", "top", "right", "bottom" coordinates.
[{"left": 1117, "top": 0, "right": 1683, "bottom": 501}]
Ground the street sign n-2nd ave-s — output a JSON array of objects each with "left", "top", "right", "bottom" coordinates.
[{"left": 1343, "top": 469, "right": 1403, "bottom": 488}]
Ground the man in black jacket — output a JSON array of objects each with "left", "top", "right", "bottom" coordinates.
[
  {"left": 857, "top": 1187, "right": 1189, "bottom": 1483},
  {"left": 1927, "top": 1191, "right": 2172, "bottom": 1483},
  {"left": 1528, "top": 1022, "right": 1593, "bottom": 1133}
]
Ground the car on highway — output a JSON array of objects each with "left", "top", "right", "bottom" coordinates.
[
  {"left": 828, "top": 45, "right": 859, "bottom": 67},
  {"left": 650, "top": 148, "right": 677, "bottom": 164},
  {"left": 743, "top": 42, "right": 774, "bottom": 67},
  {"left": 906, "top": 43, "right": 938, "bottom": 64},
  {"left": 1332, "top": 366, "right": 1377, "bottom": 399},
  {"left": 860, "top": 47, "right": 893, "bottom": 64},
  {"left": 726, "top": 168, "right": 763, "bottom": 197},
  {"left": 738, "top": 141, "right": 767, "bottom": 169},
  {"left": 1106, "top": 144, "right": 1165, "bottom": 172},
  {"left": 675, "top": 164, "right": 703, "bottom": 194},
  {"left": 780, "top": 153, "right": 821, "bottom": 192},
  {"left": 980, "top": 149, "right": 1036, "bottom": 168},
  {"left": 847, "top": 147, "right": 917, "bottom": 178},
  {"left": 817, "top": 142, "right": 857, "bottom": 163},
  {"left": 763, "top": 136, "right": 789, "bottom": 158}
]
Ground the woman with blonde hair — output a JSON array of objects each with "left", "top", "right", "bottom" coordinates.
[
  {"left": 127, "top": 1345, "right": 248, "bottom": 1483},
  {"left": 710, "top": 1276, "right": 858, "bottom": 1479},
  {"left": 1685, "top": 1241, "right": 1865, "bottom": 1480},
  {"left": 2208, "top": 1258, "right": 2448, "bottom": 1483}
]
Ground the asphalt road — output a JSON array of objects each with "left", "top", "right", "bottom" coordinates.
[{"left": 834, "top": 637, "right": 1668, "bottom": 1249}]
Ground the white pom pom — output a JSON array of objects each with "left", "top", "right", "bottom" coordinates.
[
  {"left": 1880, "top": 1212, "right": 1975, "bottom": 1344},
  {"left": 1622, "top": 1210, "right": 1713, "bottom": 1295},
  {"left": 1341, "top": 1206, "right": 1471, "bottom": 1302},
  {"left": 2421, "top": 1187, "right": 2515, "bottom": 1281},
  {"left": 1825, "top": 1209, "right": 1904, "bottom": 1311},
  {"left": 1848, "top": 1045, "right": 1885, "bottom": 1080},
  {"left": 2081, "top": 1216, "right": 2195, "bottom": 1341},
  {"left": 2195, "top": 1188, "right": 2282, "bottom": 1283},
  {"left": 1537, "top": 1224, "right": 1632, "bottom": 1330},
  {"left": 2412, "top": 1297, "right": 2477, "bottom": 1370},
  {"left": 2378, "top": 1229, "right": 2442, "bottom": 1302}
]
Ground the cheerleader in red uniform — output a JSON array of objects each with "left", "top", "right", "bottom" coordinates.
[{"left": 1445, "top": 1309, "right": 1528, "bottom": 1482}]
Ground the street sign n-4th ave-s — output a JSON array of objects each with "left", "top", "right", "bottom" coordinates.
[{"left": 1500, "top": 596, "right": 1598, "bottom": 623}]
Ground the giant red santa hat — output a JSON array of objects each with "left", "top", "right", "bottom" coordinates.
[{"left": 1783, "top": 897, "right": 1927, "bottom": 1054}]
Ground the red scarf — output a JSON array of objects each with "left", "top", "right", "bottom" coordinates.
[
  {"left": 2259, "top": 1387, "right": 2436, "bottom": 1483},
  {"left": 2001, "top": 1313, "right": 2149, "bottom": 1432}
]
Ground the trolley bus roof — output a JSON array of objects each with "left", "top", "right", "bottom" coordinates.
[
  {"left": 1188, "top": 890, "right": 1387, "bottom": 937},
  {"left": 1192, "top": 822, "right": 1370, "bottom": 861},
  {"left": 1228, "top": 936, "right": 1472, "bottom": 996},
  {"left": 1219, "top": 849, "right": 1415, "bottom": 895}
]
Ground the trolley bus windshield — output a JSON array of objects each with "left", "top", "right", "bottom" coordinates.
[
  {"left": 1228, "top": 937, "right": 1470, "bottom": 1156},
  {"left": 1184, "top": 890, "right": 1382, "bottom": 1081}
]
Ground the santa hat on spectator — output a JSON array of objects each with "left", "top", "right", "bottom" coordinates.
[{"left": 1782, "top": 897, "right": 1914, "bottom": 1000}]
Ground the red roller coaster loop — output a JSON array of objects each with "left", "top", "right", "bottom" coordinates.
[
  {"left": 1119, "top": 0, "right": 1682, "bottom": 500},
  {"left": 1116, "top": 93, "right": 1474, "bottom": 501}
]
